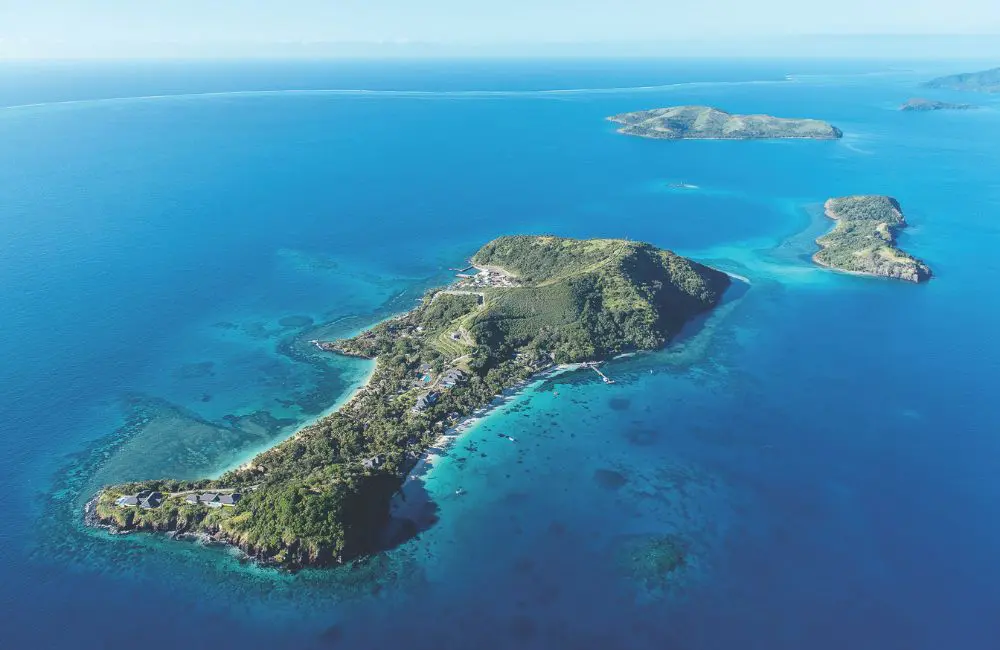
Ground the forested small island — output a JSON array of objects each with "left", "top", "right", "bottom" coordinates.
[
  {"left": 607, "top": 106, "right": 843, "bottom": 140},
  {"left": 900, "top": 98, "right": 976, "bottom": 112},
  {"left": 814, "top": 196, "right": 932, "bottom": 283},
  {"left": 925, "top": 67, "right": 1000, "bottom": 93},
  {"left": 88, "top": 236, "right": 730, "bottom": 568}
]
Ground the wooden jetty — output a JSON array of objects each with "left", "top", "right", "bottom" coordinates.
[{"left": 583, "top": 361, "right": 615, "bottom": 384}]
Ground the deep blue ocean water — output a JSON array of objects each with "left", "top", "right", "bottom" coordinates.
[{"left": 2, "top": 59, "right": 999, "bottom": 649}]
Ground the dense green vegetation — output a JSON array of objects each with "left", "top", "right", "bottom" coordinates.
[
  {"left": 607, "top": 106, "right": 843, "bottom": 140},
  {"left": 470, "top": 236, "right": 729, "bottom": 362},
  {"left": 925, "top": 67, "right": 1000, "bottom": 93},
  {"left": 473, "top": 236, "right": 625, "bottom": 282},
  {"left": 815, "top": 195, "right": 932, "bottom": 283},
  {"left": 92, "top": 236, "right": 729, "bottom": 568}
]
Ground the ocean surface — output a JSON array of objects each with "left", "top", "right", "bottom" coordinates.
[{"left": 2, "top": 58, "right": 999, "bottom": 649}]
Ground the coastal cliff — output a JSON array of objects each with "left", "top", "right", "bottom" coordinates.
[
  {"left": 606, "top": 106, "right": 843, "bottom": 140},
  {"left": 90, "top": 236, "right": 730, "bottom": 569},
  {"left": 814, "top": 196, "right": 932, "bottom": 283}
]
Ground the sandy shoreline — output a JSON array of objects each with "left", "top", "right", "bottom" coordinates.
[
  {"left": 722, "top": 270, "right": 752, "bottom": 285},
  {"left": 217, "top": 355, "right": 578, "bottom": 482},
  {"left": 389, "top": 363, "right": 582, "bottom": 519},
  {"left": 416, "top": 362, "right": 582, "bottom": 477},
  {"left": 213, "top": 360, "right": 377, "bottom": 477}
]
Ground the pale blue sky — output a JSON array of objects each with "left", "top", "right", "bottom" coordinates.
[{"left": 2, "top": 0, "right": 1000, "bottom": 58}]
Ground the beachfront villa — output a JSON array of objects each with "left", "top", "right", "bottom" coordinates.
[{"left": 361, "top": 454, "right": 385, "bottom": 470}]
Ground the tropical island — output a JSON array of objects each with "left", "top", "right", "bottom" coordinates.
[
  {"left": 814, "top": 196, "right": 932, "bottom": 283},
  {"left": 899, "top": 98, "right": 976, "bottom": 112},
  {"left": 607, "top": 106, "right": 843, "bottom": 140},
  {"left": 88, "top": 236, "right": 731, "bottom": 569},
  {"left": 925, "top": 66, "right": 1000, "bottom": 93}
]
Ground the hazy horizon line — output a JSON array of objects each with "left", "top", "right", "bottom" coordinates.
[{"left": 3, "top": 34, "right": 1000, "bottom": 61}]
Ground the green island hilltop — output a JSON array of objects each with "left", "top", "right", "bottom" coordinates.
[
  {"left": 88, "top": 236, "right": 730, "bottom": 569},
  {"left": 900, "top": 98, "right": 976, "bottom": 111},
  {"left": 925, "top": 66, "right": 1000, "bottom": 93},
  {"left": 607, "top": 105, "right": 843, "bottom": 140},
  {"left": 814, "top": 195, "right": 932, "bottom": 283}
]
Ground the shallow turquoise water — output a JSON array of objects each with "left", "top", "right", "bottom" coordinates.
[{"left": 1, "top": 59, "right": 999, "bottom": 649}]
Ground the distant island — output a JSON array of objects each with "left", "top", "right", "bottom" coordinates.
[
  {"left": 814, "top": 196, "right": 931, "bottom": 283},
  {"left": 88, "top": 236, "right": 730, "bottom": 568},
  {"left": 925, "top": 67, "right": 1000, "bottom": 93},
  {"left": 900, "top": 98, "right": 976, "bottom": 112},
  {"left": 607, "top": 106, "right": 843, "bottom": 140}
]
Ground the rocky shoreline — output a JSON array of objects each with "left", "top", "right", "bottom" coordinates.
[{"left": 88, "top": 504, "right": 329, "bottom": 569}]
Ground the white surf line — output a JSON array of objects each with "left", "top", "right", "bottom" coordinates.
[{"left": 0, "top": 78, "right": 794, "bottom": 112}]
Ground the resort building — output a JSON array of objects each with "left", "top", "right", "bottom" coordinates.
[
  {"left": 193, "top": 492, "right": 242, "bottom": 508},
  {"left": 115, "top": 489, "right": 163, "bottom": 509},
  {"left": 413, "top": 391, "right": 439, "bottom": 412},
  {"left": 440, "top": 368, "right": 466, "bottom": 389}
]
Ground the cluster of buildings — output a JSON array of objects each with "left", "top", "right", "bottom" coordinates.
[
  {"left": 457, "top": 267, "right": 519, "bottom": 289},
  {"left": 114, "top": 490, "right": 243, "bottom": 509},
  {"left": 412, "top": 367, "right": 467, "bottom": 413}
]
